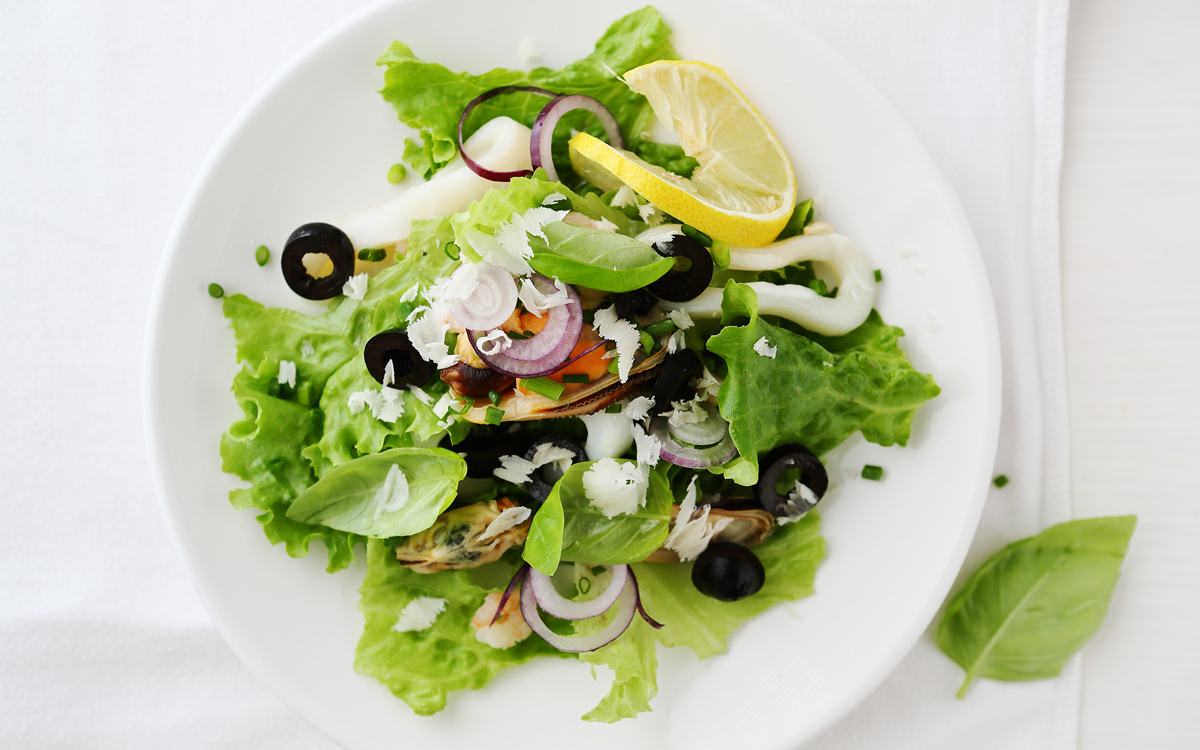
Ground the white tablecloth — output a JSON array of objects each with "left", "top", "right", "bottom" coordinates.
[{"left": 3, "top": 0, "right": 1150, "bottom": 747}]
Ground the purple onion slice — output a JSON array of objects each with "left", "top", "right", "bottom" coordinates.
[
  {"left": 520, "top": 567, "right": 639, "bottom": 653},
  {"left": 527, "top": 565, "right": 628, "bottom": 621},
  {"left": 629, "top": 567, "right": 664, "bottom": 629},
  {"left": 467, "top": 275, "right": 583, "bottom": 378},
  {"left": 666, "top": 402, "right": 729, "bottom": 447},
  {"left": 650, "top": 417, "right": 739, "bottom": 469},
  {"left": 531, "top": 94, "right": 625, "bottom": 182},
  {"left": 458, "top": 86, "right": 557, "bottom": 182},
  {"left": 489, "top": 563, "right": 529, "bottom": 627}
]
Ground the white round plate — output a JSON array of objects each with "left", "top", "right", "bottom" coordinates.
[{"left": 145, "top": 1, "right": 1000, "bottom": 748}]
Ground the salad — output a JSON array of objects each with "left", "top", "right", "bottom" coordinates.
[{"left": 218, "top": 7, "right": 939, "bottom": 722}]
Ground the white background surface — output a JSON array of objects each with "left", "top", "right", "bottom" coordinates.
[{"left": 0, "top": 0, "right": 1196, "bottom": 747}]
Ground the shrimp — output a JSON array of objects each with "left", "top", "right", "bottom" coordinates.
[{"left": 471, "top": 590, "right": 532, "bottom": 649}]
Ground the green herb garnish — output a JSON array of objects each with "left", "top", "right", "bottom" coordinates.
[
  {"left": 208, "top": 283, "right": 224, "bottom": 298},
  {"left": 562, "top": 373, "right": 590, "bottom": 384},
  {"left": 993, "top": 474, "right": 1009, "bottom": 488},
  {"left": 861, "top": 465, "right": 883, "bottom": 481},
  {"left": 521, "top": 377, "right": 565, "bottom": 401},
  {"left": 255, "top": 245, "right": 270, "bottom": 266},
  {"left": 387, "top": 163, "right": 407, "bottom": 183},
  {"left": 483, "top": 406, "right": 504, "bottom": 425}
]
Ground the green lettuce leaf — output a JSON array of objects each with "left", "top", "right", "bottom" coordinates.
[
  {"left": 937, "top": 515, "right": 1136, "bottom": 697},
  {"left": 706, "top": 282, "right": 940, "bottom": 484},
  {"left": 579, "top": 614, "right": 659, "bottom": 723},
  {"left": 377, "top": 7, "right": 678, "bottom": 183},
  {"left": 530, "top": 222, "right": 673, "bottom": 292},
  {"left": 286, "top": 447, "right": 467, "bottom": 537},
  {"left": 525, "top": 461, "right": 673, "bottom": 573},
  {"left": 355, "top": 540, "right": 565, "bottom": 715},
  {"left": 219, "top": 360, "right": 362, "bottom": 572},
  {"left": 633, "top": 512, "right": 825, "bottom": 659}
]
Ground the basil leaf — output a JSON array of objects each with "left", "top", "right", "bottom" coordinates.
[
  {"left": 522, "top": 489, "right": 565, "bottom": 576},
  {"left": 937, "top": 515, "right": 1137, "bottom": 697},
  {"left": 562, "top": 461, "right": 673, "bottom": 564},
  {"left": 530, "top": 222, "right": 673, "bottom": 292},
  {"left": 286, "top": 447, "right": 467, "bottom": 537}
]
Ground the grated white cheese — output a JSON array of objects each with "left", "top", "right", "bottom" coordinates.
[
  {"left": 392, "top": 596, "right": 447, "bottom": 633},
  {"left": 518, "top": 37, "right": 542, "bottom": 67},
  {"left": 592, "top": 306, "right": 640, "bottom": 383},
  {"left": 630, "top": 422, "right": 662, "bottom": 467},
  {"left": 666, "top": 330, "right": 686, "bottom": 354},
  {"left": 406, "top": 307, "right": 459, "bottom": 369},
  {"left": 382, "top": 360, "right": 396, "bottom": 388},
  {"left": 432, "top": 391, "right": 458, "bottom": 419},
  {"left": 465, "top": 229, "right": 530, "bottom": 276},
  {"left": 610, "top": 185, "right": 638, "bottom": 208},
  {"left": 475, "top": 328, "right": 513, "bottom": 356},
  {"left": 667, "top": 309, "right": 694, "bottom": 331},
  {"left": 637, "top": 202, "right": 664, "bottom": 227},
  {"left": 529, "top": 443, "right": 575, "bottom": 476},
  {"left": 399, "top": 284, "right": 420, "bottom": 304},
  {"left": 494, "top": 207, "right": 568, "bottom": 272},
  {"left": 663, "top": 478, "right": 731, "bottom": 562},
  {"left": 518, "top": 276, "right": 571, "bottom": 317},
  {"left": 342, "top": 273, "right": 369, "bottom": 300},
  {"left": 373, "top": 464, "right": 410, "bottom": 519},
  {"left": 541, "top": 192, "right": 568, "bottom": 208},
  {"left": 478, "top": 505, "right": 532, "bottom": 541},
  {"left": 668, "top": 398, "right": 707, "bottom": 429},
  {"left": 494, "top": 454, "right": 537, "bottom": 485},
  {"left": 582, "top": 457, "right": 648, "bottom": 518},
  {"left": 787, "top": 480, "right": 820, "bottom": 509},
  {"left": 277, "top": 360, "right": 297, "bottom": 388},
  {"left": 347, "top": 389, "right": 379, "bottom": 416},
  {"left": 300, "top": 340, "right": 315, "bottom": 358},
  {"left": 377, "top": 388, "right": 404, "bottom": 423},
  {"left": 595, "top": 217, "right": 619, "bottom": 232},
  {"left": 407, "top": 384, "right": 433, "bottom": 405},
  {"left": 753, "top": 337, "right": 778, "bottom": 359},
  {"left": 622, "top": 396, "right": 655, "bottom": 422},
  {"left": 694, "top": 368, "right": 722, "bottom": 400}
]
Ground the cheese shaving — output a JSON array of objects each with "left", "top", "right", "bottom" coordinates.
[
  {"left": 300, "top": 341, "right": 315, "bottom": 358},
  {"left": 382, "top": 360, "right": 395, "bottom": 388},
  {"left": 592, "top": 306, "right": 639, "bottom": 382},
  {"left": 494, "top": 454, "right": 537, "bottom": 485},
  {"left": 668, "top": 399, "right": 707, "bottom": 428},
  {"left": 694, "top": 368, "right": 721, "bottom": 400},
  {"left": 610, "top": 185, "right": 638, "bottom": 208},
  {"left": 277, "top": 360, "right": 296, "bottom": 388},
  {"left": 399, "top": 284, "right": 420, "bottom": 303},
  {"left": 392, "top": 597, "right": 447, "bottom": 633},
  {"left": 753, "top": 336, "right": 778, "bottom": 359},
  {"left": 518, "top": 276, "right": 571, "bottom": 317},
  {"left": 582, "top": 457, "right": 647, "bottom": 518},
  {"left": 663, "top": 478, "right": 731, "bottom": 562},
  {"left": 373, "top": 464, "right": 410, "bottom": 519},
  {"left": 630, "top": 423, "right": 661, "bottom": 467},
  {"left": 622, "top": 396, "right": 655, "bottom": 422},
  {"left": 476, "top": 328, "right": 513, "bottom": 356},
  {"left": 406, "top": 307, "right": 459, "bottom": 368},
  {"left": 478, "top": 506, "right": 532, "bottom": 542},
  {"left": 342, "top": 273, "right": 369, "bottom": 300},
  {"left": 667, "top": 309, "right": 694, "bottom": 330}
]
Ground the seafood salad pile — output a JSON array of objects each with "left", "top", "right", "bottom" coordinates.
[{"left": 218, "top": 8, "right": 940, "bottom": 721}]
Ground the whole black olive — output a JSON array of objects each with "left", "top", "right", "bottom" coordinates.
[
  {"left": 756, "top": 443, "right": 828, "bottom": 518},
  {"left": 522, "top": 435, "right": 588, "bottom": 503},
  {"left": 652, "top": 349, "right": 703, "bottom": 412},
  {"left": 280, "top": 222, "right": 356, "bottom": 300},
  {"left": 614, "top": 288, "right": 657, "bottom": 320},
  {"left": 645, "top": 234, "right": 714, "bottom": 302},
  {"left": 691, "top": 542, "right": 765, "bottom": 601},
  {"left": 363, "top": 329, "right": 434, "bottom": 388}
]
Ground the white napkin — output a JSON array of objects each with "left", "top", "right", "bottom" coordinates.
[{"left": 0, "top": 0, "right": 1072, "bottom": 747}]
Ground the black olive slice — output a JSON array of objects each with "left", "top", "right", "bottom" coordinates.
[
  {"left": 281, "top": 222, "right": 356, "bottom": 300},
  {"left": 645, "top": 234, "right": 714, "bottom": 302},
  {"left": 691, "top": 542, "right": 765, "bottom": 601},
  {"left": 522, "top": 435, "right": 588, "bottom": 503},
  {"left": 652, "top": 349, "right": 703, "bottom": 412},
  {"left": 363, "top": 329, "right": 434, "bottom": 388},
  {"left": 614, "top": 288, "right": 657, "bottom": 320},
  {"left": 755, "top": 443, "right": 828, "bottom": 518}
]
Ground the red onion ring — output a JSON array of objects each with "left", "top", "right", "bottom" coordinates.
[
  {"left": 467, "top": 275, "right": 583, "bottom": 378},
  {"left": 489, "top": 563, "right": 529, "bottom": 627},
  {"left": 629, "top": 567, "right": 664, "bottom": 629},
  {"left": 458, "top": 86, "right": 557, "bottom": 181},
  {"left": 527, "top": 564, "right": 628, "bottom": 621},
  {"left": 531, "top": 94, "right": 625, "bottom": 182},
  {"left": 520, "top": 568, "right": 639, "bottom": 653},
  {"left": 650, "top": 417, "right": 739, "bottom": 469}
]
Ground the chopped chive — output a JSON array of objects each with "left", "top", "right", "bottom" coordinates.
[
  {"left": 582, "top": 308, "right": 595, "bottom": 324},
  {"left": 643, "top": 319, "right": 677, "bottom": 338},
  {"left": 562, "top": 373, "right": 590, "bottom": 384},
  {"left": 488, "top": 390, "right": 502, "bottom": 406},
  {"left": 387, "top": 163, "right": 407, "bottom": 183},
  {"left": 484, "top": 406, "right": 504, "bottom": 425},
  {"left": 681, "top": 224, "right": 713, "bottom": 248},
  {"left": 208, "top": 283, "right": 224, "bottom": 298},
  {"left": 607, "top": 358, "right": 620, "bottom": 375},
  {"left": 444, "top": 242, "right": 460, "bottom": 261},
  {"left": 605, "top": 403, "right": 623, "bottom": 414},
  {"left": 993, "top": 474, "right": 1009, "bottom": 488},
  {"left": 254, "top": 245, "right": 270, "bottom": 266},
  {"left": 357, "top": 247, "right": 386, "bottom": 262},
  {"left": 808, "top": 279, "right": 829, "bottom": 296},
  {"left": 639, "top": 330, "right": 654, "bottom": 353},
  {"left": 521, "top": 377, "right": 565, "bottom": 401},
  {"left": 874, "top": 268, "right": 883, "bottom": 282},
  {"left": 506, "top": 330, "right": 530, "bottom": 340},
  {"left": 861, "top": 465, "right": 884, "bottom": 481}
]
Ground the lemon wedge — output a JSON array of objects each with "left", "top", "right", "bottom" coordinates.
[{"left": 569, "top": 60, "right": 795, "bottom": 247}]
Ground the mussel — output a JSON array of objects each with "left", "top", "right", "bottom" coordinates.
[
  {"left": 642, "top": 499, "right": 775, "bottom": 563},
  {"left": 393, "top": 498, "right": 531, "bottom": 573}
]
